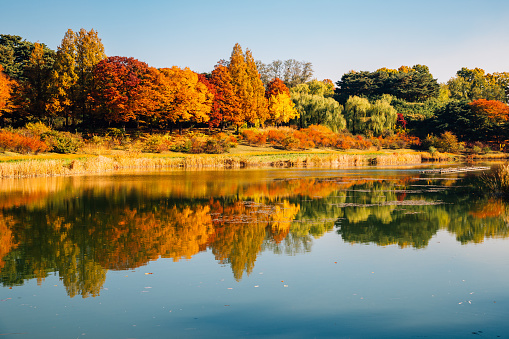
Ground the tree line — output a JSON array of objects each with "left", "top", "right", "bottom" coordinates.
[{"left": 1, "top": 28, "right": 509, "bottom": 145}]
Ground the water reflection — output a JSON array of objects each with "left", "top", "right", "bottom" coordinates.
[{"left": 1, "top": 170, "right": 508, "bottom": 298}]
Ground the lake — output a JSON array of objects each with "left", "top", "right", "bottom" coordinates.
[{"left": 1, "top": 166, "right": 508, "bottom": 338}]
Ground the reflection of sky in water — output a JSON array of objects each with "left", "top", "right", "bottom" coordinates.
[{"left": 0, "top": 167, "right": 508, "bottom": 338}]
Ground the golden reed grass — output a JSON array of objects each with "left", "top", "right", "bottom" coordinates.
[{"left": 0, "top": 152, "right": 427, "bottom": 178}]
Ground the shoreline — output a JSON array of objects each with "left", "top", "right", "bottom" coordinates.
[{"left": 0, "top": 149, "right": 504, "bottom": 179}]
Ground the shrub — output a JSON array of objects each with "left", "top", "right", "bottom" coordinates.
[
  {"left": 280, "top": 135, "right": 300, "bottom": 150},
  {"left": 0, "top": 130, "right": 49, "bottom": 154},
  {"left": 472, "top": 146, "right": 482, "bottom": 154},
  {"left": 242, "top": 129, "right": 266, "bottom": 146},
  {"left": 41, "top": 131, "right": 83, "bottom": 153},
  {"left": 437, "top": 131, "right": 460, "bottom": 153},
  {"left": 142, "top": 134, "right": 172, "bottom": 153}
]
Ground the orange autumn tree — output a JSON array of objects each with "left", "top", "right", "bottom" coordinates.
[
  {"left": 210, "top": 64, "right": 241, "bottom": 129},
  {"left": 91, "top": 56, "right": 159, "bottom": 127},
  {"left": 197, "top": 74, "right": 222, "bottom": 129},
  {"left": 469, "top": 99, "right": 509, "bottom": 141},
  {"left": 0, "top": 65, "right": 14, "bottom": 117},
  {"left": 158, "top": 66, "right": 212, "bottom": 132}
]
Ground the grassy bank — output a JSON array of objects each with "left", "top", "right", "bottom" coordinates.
[{"left": 0, "top": 148, "right": 430, "bottom": 178}]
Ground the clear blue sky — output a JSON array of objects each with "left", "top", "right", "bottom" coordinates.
[{"left": 2, "top": 0, "right": 508, "bottom": 83}]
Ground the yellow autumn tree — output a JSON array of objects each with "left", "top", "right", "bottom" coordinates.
[
  {"left": 228, "top": 43, "right": 249, "bottom": 130},
  {"left": 50, "top": 28, "right": 106, "bottom": 126},
  {"left": 267, "top": 92, "right": 299, "bottom": 125},
  {"left": 245, "top": 49, "right": 268, "bottom": 125},
  {"left": 158, "top": 66, "right": 212, "bottom": 132}
]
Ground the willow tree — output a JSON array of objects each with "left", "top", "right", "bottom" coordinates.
[
  {"left": 291, "top": 80, "right": 345, "bottom": 131},
  {"left": 367, "top": 96, "right": 397, "bottom": 136}
]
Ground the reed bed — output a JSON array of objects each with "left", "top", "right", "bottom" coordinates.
[
  {"left": 478, "top": 163, "right": 509, "bottom": 197},
  {"left": 0, "top": 151, "right": 427, "bottom": 178},
  {"left": 371, "top": 153, "right": 422, "bottom": 165}
]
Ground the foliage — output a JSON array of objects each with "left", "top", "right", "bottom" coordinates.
[
  {"left": 433, "top": 99, "right": 509, "bottom": 142},
  {"left": 141, "top": 132, "right": 236, "bottom": 154},
  {"left": 41, "top": 130, "right": 83, "bottom": 153},
  {"left": 0, "top": 65, "right": 14, "bottom": 116},
  {"left": 446, "top": 67, "right": 507, "bottom": 103},
  {"left": 265, "top": 78, "right": 290, "bottom": 98},
  {"left": 50, "top": 28, "right": 106, "bottom": 126},
  {"left": 210, "top": 65, "right": 240, "bottom": 128},
  {"left": 291, "top": 81, "right": 345, "bottom": 132},
  {"left": 421, "top": 131, "right": 460, "bottom": 153},
  {"left": 158, "top": 66, "right": 212, "bottom": 128},
  {"left": 92, "top": 56, "right": 160, "bottom": 126},
  {"left": 267, "top": 93, "right": 299, "bottom": 125},
  {"left": 14, "top": 43, "right": 56, "bottom": 123},
  {"left": 335, "top": 65, "right": 439, "bottom": 104},
  {"left": 0, "top": 129, "right": 49, "bottom": 153}
]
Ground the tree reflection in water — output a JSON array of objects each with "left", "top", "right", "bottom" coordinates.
[{"left": 0, "top": 172, "right": 508, "bottom": 297}]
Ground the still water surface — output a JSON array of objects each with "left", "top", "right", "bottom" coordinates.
[{"left": 1, "top": 167, "right": 509, "bottom": 338}]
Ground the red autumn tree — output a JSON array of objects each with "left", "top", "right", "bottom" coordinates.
[
  {"left": 210, "top": 64, "right": 241, "bottom": 129},
  {"left": 91, "top": 56, "right": 159, "bottom": 126},
  {"left": 197, "top": 74, "right": 222, "bottom": 129},
  {"left": 469, "top": 99, "right": 509, "bottom": 122},
  {"left": 265, "top": 78, "right": 290, "bottom": 99}
]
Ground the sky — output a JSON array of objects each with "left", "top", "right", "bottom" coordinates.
[{"left": 2, "top": 0, "right": 509, "bottom": 83}]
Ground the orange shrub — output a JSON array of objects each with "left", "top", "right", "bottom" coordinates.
[
  {"left": 266, "top": 129, "right": 286, "bottom": 145},
  {"left": 292, "top": 130, "right": 315, "bottom": 149},
  {"left": 0, "top": 130, "right": 49, "bottom": 154},
  {"left": 301, "top": 125, "right": 336, "bottom": 147},
  {"left": 242, "top": 129, "right": 267, "bottom": 146}
]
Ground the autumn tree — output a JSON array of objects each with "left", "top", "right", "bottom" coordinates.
[
  {"left": 197, "top": 74, "right": 222, "bottom": 129},
  {"left": 0, "top": 65, "right": 14, "bottom": 119},
  {"left": 51, "top": 28, "right": 106, "bottom": 127},
  {"left": 228, "top": 43, "right": 250, "bottom": 129},
  {"left": 158, "top": 66, "right": 212, "bottom": 132},
  {"left": 91, "top": 56, "right": 160, "bottom": 128},
  {"left": 50, "top": 29, "right": 78, "bottom": 126},
  {"left": 265, "top": 78, "right": 290, "bottom": 99},
  {"left": 210, "top": 64, "right": 240, "bottom": 129},
  {"left": 267, "top": 93, "right": 299, "bottom": 125},
  {"left": 245, "top": 49, "right": 268, "bottom": 125},
  {"left": 469, "top": 99, "right": 509, "bottom": 141}
]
